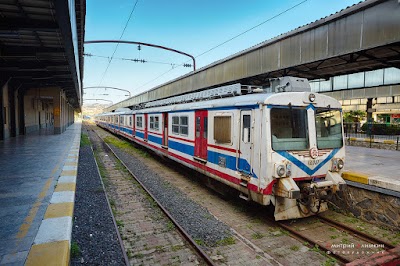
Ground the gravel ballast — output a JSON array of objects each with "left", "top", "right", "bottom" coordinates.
[
  {"left": 71, "top": 132, "right": 126, "bottom": 265},
  {"left": 107, "top": 141, "right": 233, "bottom": 248}
]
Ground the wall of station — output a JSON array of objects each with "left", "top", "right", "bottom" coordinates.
[
  {"left": 313, "top": 68, "right": 400, "bottom": 122},
  {"left": 333, "top": 184, "right": 400, "bottom": 229},
  {"left": 0, "top": 82, "right": 76, "bottom": 140}
]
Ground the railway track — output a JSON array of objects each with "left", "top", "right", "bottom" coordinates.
[
  {"left": 276, "top": 213, "right": 396, "bottom": 264},
  {"left": 86, "top": 124, "right": 215, "bottom": 265},
  {"left": 88, "top": 122, "right": 399, "bottom": 266},
  {"left": 100, "top": 137, "right": 216, "bottom": 266}
]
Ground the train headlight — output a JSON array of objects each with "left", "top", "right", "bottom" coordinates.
[
  {"left": 309, "top": 93, "right": 316, "bottom": 102},
  {"left": 277, "top": 165, "right": 286, "bottom": 177},
  {"left": 337, "top": 159, "right": 344, "bottom": 170},
  {"left": 286, "top": 163, "right": 292, "bottom": 177},
  {"left": 331, "top": 158, "right": 344, "bottom": 172}
]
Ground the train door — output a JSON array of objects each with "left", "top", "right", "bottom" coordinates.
[
  {"left": 194, "top": 110, "right": 208, "bottom": 161},
  {"left": 117, "top": 115, "right": 120, "bottom": 133},
  {"left": 144, "top": 113, "right": 148, "bottom": 141},
  {"left": 238, "top": 110, "right": 253, "bottom": 174},
  {"left": 162, "top": 113, "right": 168, "bottom": 147},
  {"left": 132, "top": 114, "right": 136, "bottom": 137}
]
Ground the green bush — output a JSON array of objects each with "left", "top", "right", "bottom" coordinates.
[{"left": 361, "top": 123, "right": 400, "bottom": 135}]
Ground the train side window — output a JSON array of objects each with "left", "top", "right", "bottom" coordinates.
[
  {"left": 196, "top": 117, "right": 200, "bottom": 137},
  {"left": 155, "top": 116, "right": 159, "bottom": 130},
  {"left": 214, "top": 116, "right": 231, "bottom": 144},
  {"left": 172, "top": 116, "right": 179, "bottom": 134},
  {"left": 136, "top": 116, "right": 143, "bottom": 128},
  {"left": 150, "top": 116, "right": 154, "bottom": 129},
  {"left": 180, "top": 116, "right": 188, "bottom": 136},
  {"left": 242, "top": 115, "right": 251, "bottom": 143},
  {"left": 120, "top": 116, "right": 124, "bottom": 125},
  {"left": 150, "top": 116, "right": 160, "bottom": 130},
  {"left": 204, "top": 117, "right": 208, "bottom": 139},
  {"left": 129, "top": 116, "right": 132, "bottom": 126}
]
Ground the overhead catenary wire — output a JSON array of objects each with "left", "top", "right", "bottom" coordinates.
[
  {"left": 84, "top": 53, "right": 186, "bottom": 68},
  {"left": 130, "top": 0, "right": 308, "bottom": 95},
  {"left": 95, "top": 0, "right": 140, "bottom": 90}
]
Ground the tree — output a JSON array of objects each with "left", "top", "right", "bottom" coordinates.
[{"left": 343, "top": 110, "right": 366, "bottom": 123}]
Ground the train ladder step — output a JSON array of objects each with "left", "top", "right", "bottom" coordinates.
[{"left": 239, "top": 192, "right": 250, "bottom": 201}]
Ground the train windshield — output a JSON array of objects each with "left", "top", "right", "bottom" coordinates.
[
  {"left": 315, "top": 109, "right": 343, "bottom": 149},
  {"left": 271, "top": 107, "right": 308, "bottom": 151}
]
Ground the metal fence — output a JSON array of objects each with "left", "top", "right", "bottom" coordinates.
[{"left": 344, "top": 122, "right": 400, "bottom": 150}]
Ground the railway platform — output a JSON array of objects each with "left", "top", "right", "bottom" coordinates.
[
  {"left": 0, "top": 122, "right": 81, "bottom": 265},
  {"left": 344, "top": 146, "right": 400, "bottom": 194}
]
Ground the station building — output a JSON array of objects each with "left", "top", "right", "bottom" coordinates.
[{"left": 0, "top": 0, "right": 85, "bottom": 140}]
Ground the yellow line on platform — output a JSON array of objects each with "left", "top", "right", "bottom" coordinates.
[
  {"left": 383, "top": 140, "right": 395, "bottom": 144},
  {"left": 25, "top": 240, "right": 70, "bottom": 266},
  {"left": 55, "top": 183, "right": 76, "bottom": 192},
  {"left": 44, "top": 203, "right": 74, "bottom": 219},
  {"left": 61, "top": 170, "right": 77, "bottom": 176},
  {"left": 342, "top": 172, "right": 369, "bottom": 184}
]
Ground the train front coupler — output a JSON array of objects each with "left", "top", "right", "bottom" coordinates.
[{"left": 273, "top": 172, "right": 345, "bottom": 220}]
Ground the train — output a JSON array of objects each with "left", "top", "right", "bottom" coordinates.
[{"left": 94, "top": 76, "right": 346, "bottom": 220}]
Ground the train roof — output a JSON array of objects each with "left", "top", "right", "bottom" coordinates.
[{"left": 95, "top": 91, "right": 341, "bottom": 117}]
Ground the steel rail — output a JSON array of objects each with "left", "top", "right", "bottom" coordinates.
[
  {"left": 317, "top": 215, "right": 395, "bottom": 250},
  {"left": 274, "top": 220, "right": 350, "bottom": 265},
  {"left": 93, "top": 127, "right": 216, "bottom": 266},
  {"left": 271, "top": 219, "right": 350, "bottom": 264}
]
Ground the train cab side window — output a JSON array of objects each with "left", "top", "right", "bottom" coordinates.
[
  {"left": 242, "top": 115, "right": 251, "bottom": 143},
  {"left": 214, "top": 116, "right": 231, "bottom": 144}
]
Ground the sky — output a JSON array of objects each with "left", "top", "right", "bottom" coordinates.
[{"left": 83, "top": 0, "right": 362, "bottom": 107}]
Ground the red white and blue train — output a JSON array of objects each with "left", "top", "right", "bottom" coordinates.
[{"left": 95, "top": 77, "right": 346, "bottom": 220}]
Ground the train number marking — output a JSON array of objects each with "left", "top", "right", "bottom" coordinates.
[{"left": 308, "top": 160, "right": 320, "bottom": 166}]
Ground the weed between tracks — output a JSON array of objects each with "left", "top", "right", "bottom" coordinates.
[
  {"left": 103, "top": 136, "right": 149, "bottom": 158},
  {"left": 71, "top": 241, "right": 80, "bottom": 258},
  {"left": 80, "top": 133, "right": 91, "bottom": 147}
]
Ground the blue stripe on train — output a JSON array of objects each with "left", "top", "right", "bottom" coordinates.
[
  {"left": 135, "top": 131, "right": 144, "bottom": 139},
  {"left": 168, "top": 140, "right": 195, "bottom": 156},
  {"left": 276, "top": 148, "right": 339, "bottom": 176},
  {"left": 148, "top": 134, "right": 162, "bottom": 145},
  {"left": 207, "top": 150, "right": 256, "bottom": 178}
]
